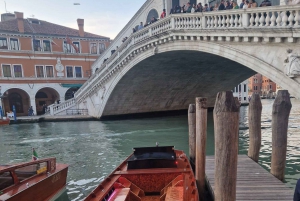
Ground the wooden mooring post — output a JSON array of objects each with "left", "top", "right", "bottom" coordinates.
[
  {"left": 214, "top": 91, "right": 240, "bottom": 201},
  {"left": 271, "top": 90, "right": 292, "bottom": 181},
  {"left": 195, "top": 97, "right": 207, "bottom": 197},
  {"left": 248, "top": 93, "right": 262, "bottom": 162},
  {"left": 188, "top": 104, "right": 196, "bottom": 163}
]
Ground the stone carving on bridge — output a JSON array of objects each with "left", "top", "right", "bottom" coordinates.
[
  {"left": 284, "top": 49, "right": 300, "bottom": 78},
  {"left": 153, "top": 46, "right": 158, "bottom": 55},
  {"left": 101, "top": 86, "right": 106, "bottom": 100}
]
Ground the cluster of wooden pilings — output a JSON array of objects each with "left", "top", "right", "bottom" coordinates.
[{"left": 188, "top": 90, "right": 292, "bottom": 201}]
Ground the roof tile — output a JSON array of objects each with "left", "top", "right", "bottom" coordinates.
[{"left": 0, "top": 18, "right": 109, "bottom": 39}]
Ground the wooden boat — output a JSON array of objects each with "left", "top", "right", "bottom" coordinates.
[
  {"left": 0, "top": 157, "right": 68, "bottom": 201},
  {"left": 85, "top": 146, "right": 198, "bottom": 201},
  {"left": 0, "top": 118, "right": 10, "bottom": 125}
]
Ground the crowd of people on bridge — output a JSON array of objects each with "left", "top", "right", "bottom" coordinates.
[
  {"left": 131, "top": 0, "right": 276, "bottom": 34},
  {"left": 170, "top": 0, "right": 272, "bottom": 13}
]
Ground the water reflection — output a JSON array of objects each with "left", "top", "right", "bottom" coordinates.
[{"left": 0, "top": 99, "right": 299, "bottom": 200}]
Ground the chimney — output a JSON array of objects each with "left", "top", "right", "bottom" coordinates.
[
  {"left": 15, "top": 12, "right": 24, "bottom": 33},
  {"left": 77, "top": 19, "right": 84, "bottom": 37}
]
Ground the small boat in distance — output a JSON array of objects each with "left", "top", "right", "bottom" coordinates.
[
  {"left": 85, "top": 146, "right": 198, "bottom": 201},
  {"left": 0, "top": 157, "right": 68, "bottom": 201},
  {"left": 0, "top": 118, "right": 10, "bottom": 126}
]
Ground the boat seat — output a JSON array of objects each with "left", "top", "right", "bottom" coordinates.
[
  {"left": 110, "top": 188, "right": 130, "bottom": 201},
  {"left": 165, "top": 187, "right": 183, "bottom": 201}
]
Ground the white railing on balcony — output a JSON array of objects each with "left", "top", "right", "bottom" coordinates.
[
  {"left": 75, "top": 5, "right": 300, "bottom": 102},
  {"left": 46, "top": 98, "right": 76, "bottom": 115}
]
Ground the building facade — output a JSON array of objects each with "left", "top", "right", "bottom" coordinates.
[
  {"left": 262, "top": 76, "right": 277, "bottom": 98},
  {"left": 233, "top": 79, "right": 249, "bottom": 103},
  {"left": 0, "top": 12, "right": 110, "bottom": 116},
  {"left": 248, "top": 73, "right": 263, "bottom": 96}
]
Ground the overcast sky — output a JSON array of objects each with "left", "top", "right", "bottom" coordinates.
[{"left": 1, "top": 0, "right": 147, "bottom": 39}]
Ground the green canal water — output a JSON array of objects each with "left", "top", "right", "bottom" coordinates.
[{"left": 0, "top": 99, "right": 299, "bottom": 200}]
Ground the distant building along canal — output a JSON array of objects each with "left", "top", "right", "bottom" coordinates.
[{"left": 0, "top": 12, "right": 110, "bottom": 116}]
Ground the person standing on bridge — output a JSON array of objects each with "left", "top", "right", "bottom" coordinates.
[
  {"left": 138, "top": 22, "right": 143, "bottom": 30},
  {"left": 239, "top": 0, "right": 245, "bottom": 8},
  {"left": 160, "top": 9, "right": 166, "bottom": 18},
  {"left": 195, "top": 3, "right": 203, "bottom": 12},
  {"left": 185, "top": 2, "right": 193, "bottom": 13},
  {"left": 218, "top": 0, "right": 226, "bottom": 10},
  {"left": 213, "top": 3, "right": 219, "bottom": 11}
]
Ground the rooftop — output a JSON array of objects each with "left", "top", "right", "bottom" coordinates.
[{"left": 0, "top": 16, "right": 109, "bottom": 39}]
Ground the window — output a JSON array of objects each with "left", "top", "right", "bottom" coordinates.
[
  {"left": 0, "top": 38, "right": 8, "bottom": 49},
  {"left": 43, "top": 40, "right": 51, "bottom": 52},
  {"left": 99, "top": 43, "right": 106, "bottom": 54},
  {"left": 10, "top": 38, "right": 19, "bottom": 50},
  {"left": 2, "top": 64, "right": 11, "bottom": 77},
  {"left": 13, "top": 65, "right": 22, "bottom": 77},
  {"left": 244, "top": 84, "right": 246, "bottom": 92},
  {"left": 73, "top": 42, "right": 80, "bottom": 53},
  {"left": 270, "top": 85, "right": 272, "bottom": 90},
  {"left": 90, "top": 43, "right": 97, "bottom": 54},
  {"left": 75, "top": 66, "right": 82, "bottom": 78},
  {"left": 238, "top": 84, "right": 241, "bottom": 92},
  {"left": 63, "top": 41, "right": 72, "bottom": 53},
  {"left": 33, "top": 39, "right": 41, "bottom": 51},
  {"left": 46, "top": 66, "right": 54, "bottom": 77},
  {"left": 63, "top": 41, "right": 80, "bottom": 53},
  {"left": 66, "top": 66, "right": 73, "bottom": 78},
  {"left": 36, "top": 66, "right": 44, "bottom": 77}
]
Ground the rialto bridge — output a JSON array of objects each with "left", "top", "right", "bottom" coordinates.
[{"left": 48, "top": 2, "right": 300, "bottom": 118}]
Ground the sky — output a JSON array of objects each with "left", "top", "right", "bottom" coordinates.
[{"left": 0, "top": 0, "right": 147, "bottom": 39}]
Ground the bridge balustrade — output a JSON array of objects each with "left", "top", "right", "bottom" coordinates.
[{"left": 75, "top": 5, "right": 300, "bottom": 103}]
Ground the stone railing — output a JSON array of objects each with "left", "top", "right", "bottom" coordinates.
[
  {"left": 47, "top": 98, "right": 76, "bottom": 115},
  {"left": 75, "top": 5, "right": 300, "bottom": 102}
]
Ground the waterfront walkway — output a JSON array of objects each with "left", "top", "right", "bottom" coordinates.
[
  {"left": 9, "top": 115, "right": 96, "bottom": 124},
  {"left": 205, "top": 155, "right": 294, "bottom": 201}
]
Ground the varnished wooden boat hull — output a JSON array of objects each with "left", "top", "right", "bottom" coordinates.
[
  {"left": 7, "top": 166, "right": 68, "bottom": 201},
  {"left": 0, "top": 119, "right": 10, "bottom": 125},
  {"left": 85, "top": 147, "right": 198, "bottom": 201},
  {"left": 0, "top": 158, "right": 68, "bottom": 201}
]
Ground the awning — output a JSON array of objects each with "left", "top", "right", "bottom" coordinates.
[{"left": 61, "top": 84, "right": 83, "bottom": 88}]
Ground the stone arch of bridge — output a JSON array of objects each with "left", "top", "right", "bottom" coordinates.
[{"left": 93, "top": 41, "right": 297, "bottom": 117}]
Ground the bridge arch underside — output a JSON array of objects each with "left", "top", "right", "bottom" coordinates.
[{"left": 102, "top": 51, "right": 255, "bottom": 117}]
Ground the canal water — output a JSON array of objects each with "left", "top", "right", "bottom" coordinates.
[{"left": 0, "top": 99, "right": 299, "bottom": 201}]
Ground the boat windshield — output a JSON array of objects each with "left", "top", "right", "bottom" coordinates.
[
  {"left": 0, "top": 172, "right": 14, "bottom": 191},
  {"left": 15, "top": 162, "right": 47, "bottom": 182}
]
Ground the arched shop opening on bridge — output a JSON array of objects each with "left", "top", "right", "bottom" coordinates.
[
  {"left": 146, "top": 9, "right": 159, "bottom": 23},
  {"left": 65, "top": 87, "right": 80, "bottom": 101},
  {"left": 35, "top": 88, "right": 59, "bottom": 115},
  {"left": 2, "top": 88, "right": 30, "bottom": 116}
]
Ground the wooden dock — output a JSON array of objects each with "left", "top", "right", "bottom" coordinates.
[{"left": 205, "top": 155, "right": 294, "bottom": 201}]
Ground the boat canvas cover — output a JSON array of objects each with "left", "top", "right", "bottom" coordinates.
[{"left": 127, "top": 146, "right": 177, "bottom": 169}]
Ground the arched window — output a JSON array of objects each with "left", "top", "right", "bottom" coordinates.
[
  {"left": 65, "top": 87, "right": 79, "bottom": 100},
  {"left": 9, "top": 93, "right": 23, "bottom": 113},
  {"left": 172, "top": 0, "right": 179, "bottom": 8},
  {"left": 146, "top": 9, "right": 159, "bottom": 24},
  {"left": 35, "top": 92, "right": 48, "bottom": 99}
]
